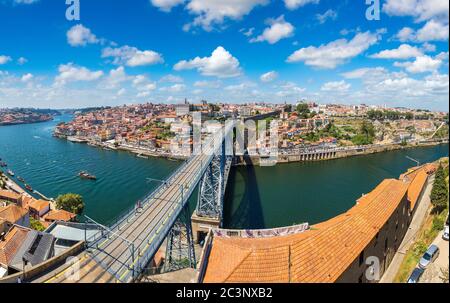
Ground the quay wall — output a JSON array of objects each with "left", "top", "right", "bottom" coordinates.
[{"left": 234, "top": 140, "right": 448, "bottom": 166}]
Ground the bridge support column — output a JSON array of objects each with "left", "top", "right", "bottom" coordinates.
[
  {"left": 192, "top": 140, "right": 232, "bottom": 244},
  {"left": 164, "top": 205, "right": 196, "bottom": 272}
]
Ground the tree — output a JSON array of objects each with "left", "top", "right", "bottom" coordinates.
[
  {"left": 360, "top": 120, "right": 375, "bottom": 141},
  {"left": 296, "top": 103, "right": 310, "bottom": 119},
  {"left": 56, "top": 193, "right": 85, "bottom": 215},
  {"left": 430, "top": 165, "right": 449, "bottom": 213},
  {"left": 30, "top": 217, "right": 46, "bottom": 232},
  {"left": 405, "top": 112, "right": 414, "bottom": 120}
]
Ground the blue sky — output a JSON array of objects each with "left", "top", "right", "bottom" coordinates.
[{"left": 0, "top": 0, "right": 448, "bottom": 110}]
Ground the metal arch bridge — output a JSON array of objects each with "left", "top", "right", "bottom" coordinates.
[{"left": 72, "top": 123, "right": 235, "bottom": 283}]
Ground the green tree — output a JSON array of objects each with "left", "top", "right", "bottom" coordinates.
[
  {"left": 56, "top": 193, "right": 85, "bottom": 215},
  {"left": 430, "top": 165, "right": 449, "bottom": 213},
  {"left": 360, "top": 120, "right": 375, "bottom": 141},
  {"left": 30, "top": 217, "right": 46, "bottom": 232},
  {"left": 296, "top": 103, "right": 310, "bottom": 119},
  {"left": 405, "top": 112, "right": 414, "bottom": 120}
]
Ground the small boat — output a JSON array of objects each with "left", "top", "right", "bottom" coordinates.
[
  {"left": 25, "top": 184, "right": 33, "bottom": 191},
  {"left": 78, "top": 171, "right": 97, "bottom": 180},
  {"left": 17, "top": 176, "right": 25, "bottom": 183},
  {"left": 0, "top": 162, "right": 7, "bottom": 167},
  {"left": 7, "top": 170, "right": 14, "bottom": 177}
]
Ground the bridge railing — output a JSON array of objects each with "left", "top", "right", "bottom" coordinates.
[{"left": 86, "top": 124, "right": 235, "bottom": 282}]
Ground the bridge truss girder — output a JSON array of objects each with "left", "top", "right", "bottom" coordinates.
[{"left": 164, "top": 205, "right": 196, "bottom": 272}]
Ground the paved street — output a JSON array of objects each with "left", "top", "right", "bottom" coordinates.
[{"left": 420, "top": 230, "right": 449, "bottom": 283}]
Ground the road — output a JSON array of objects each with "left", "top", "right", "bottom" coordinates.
[{"left": 420, "top": 230, "right": 449, "bottom": 283}]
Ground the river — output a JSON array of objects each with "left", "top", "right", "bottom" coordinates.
[{"left": 0, "top": 114, "right": 448, "bottom": 229}]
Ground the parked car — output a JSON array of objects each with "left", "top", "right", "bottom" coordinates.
[
  {"left": 443, "top": 225, "right": 449, "bottom": 241},
  {"left": 407, "top": 268, "right": 425, "bottom": 283},
  {"left": 419, "top": 244, "right": 440, "bottom": 269}
]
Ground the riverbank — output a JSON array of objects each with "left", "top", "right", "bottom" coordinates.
[
  {"left": 0, "top": 116, "right": 54, "bottom": 126},
  {"left": 0, "top": 170, "right": 56, "bottom": 209},
  {"left": 54, "top": 133, "right": 188, "bottom": 161},
  {"left": 236, "top": 139, "right": 449, "bottom": 166}
]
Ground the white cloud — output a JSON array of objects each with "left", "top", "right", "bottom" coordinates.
[
  {"left": 316, "top": 9, "right": 337, "bottom": 24},
  {"left": 341, "top": 67, "right": 388, "bottom": 79},
  {"left": 421, "top": 42, "right": 436, "bottom": 52},
  {"left": 102, "top": 45, "right": 164, "bottom": 67},
  {"left": 275, "top": 81, "right": 306, "bottom": 97},
  {"left": 284, "top": 0, "right": 319, "bottom": 10},
  {"left": 395, "top": 27, "right": 416, "bottom": 42},
  {"left": 184, "top": 0, "right": 269, "bottom": 31},
  {"left": 416, "top": 20, "right": 449, "bottom": 42},
  {"left": 17, "top": 57, "right": 28, "bottom": 65},
  {"left": 0, "top": 55, "right": 12, "bottom": 65},
  {"left": 193, "top": 80, "right": 221, "bottom": 88},
  {"left": 54, "top": 63, "right": 104, "bottom": 86},
  {"left": 382, "top": 0, "right": 449, "bottom": 22},
  {"left": 394, "top": 55, "right": 443, "bottom": 73},
  {"left": 160, "top": 74, "right": 184, "bottom": 83},
  {"left": 159, "top": 83, "right": 186, "bottom": 92},
  {"left": 21, "top": 73, "right": 33, "bottom": 82},
  {"left": 240, "top": 27, "right": 255, "bottom": 37},
  {"left": 260, "top": 71, "right": 278, "bottom": 82},
  {"left": 132, "top": 74, "right": 157, "bottom": 92},
  {"left": 67, "top": 24, "right": 99, "bottom": 47},
  {"left": 100, "top": 66, "right": 130, "bottom": 89},
  {"left": 225, "top": 82, "right": 256, "bottom": 91},
  {"left": 321, "top": 80, "right": 351, "bottom": 92},
  {"left": 395, "top": 20, "right": 449, "bottom": 42},
  {"left": 250, "top": 15, "right": 294, "bottom": 44},
  {"left": 174, "top": 46, "right": 241, "bottom": 78},
  {"left": 150, "top": 0, "right": 185, "bottom": 12},
  {"left": 370, "top": 44, "right": 423, "bottom": 59},
  {"left": 287, "top": 31, "right": 382, "bottom": 69}
]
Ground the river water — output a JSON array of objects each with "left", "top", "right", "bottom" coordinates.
[{"left": 0, "top": 114, "right": 448, "bottom": 229}]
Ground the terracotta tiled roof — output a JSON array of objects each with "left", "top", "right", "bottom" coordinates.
[
  {"left": 203, "top": 179, "right": 409, "bottom": 283},
  {"left": 407, "top": 170, "right": 428, "bottom": 211},
  {"left": 0, "top": 204, "right": 29, "bottom": 224},
  {"left": 28, "top": 199, "right": 50, "bottom": 212},
  {"left": 0, "top": 226, "right": 29, "bottom": 267},
  {"left": 0, "top": 190, "right": 21, "bottom": 201},
  {"left": 43, "top": 209, "right": 76, "bottom": 222}
]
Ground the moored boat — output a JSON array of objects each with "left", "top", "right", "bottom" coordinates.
[
  {"left": 7, "top": 170, "right": 14, "bottom": 177},
  {"left": 25, "top": 184, "right": 33, "bottom": 191},
  {"left": 17, "top": 176, "right": 25, "bottom": 182},
  {"left": 0, "top": 162, "right": 7, "bottom": 167}
]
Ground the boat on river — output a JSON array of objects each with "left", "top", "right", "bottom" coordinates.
[
  {"left": 7, "top": 170, "right": 14, "bottom": 177},
  {"left": 17, "top": 176, "right": 25, "bottom": 183},
  {"left": 25, "top": 184, "right": 33, "bottom": 191},
  {"left": 0, "top": 162, "right": 7, "bottom": 167},
  {"left": 78, "top": 171, "right": 97, "bottom": 180}
]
